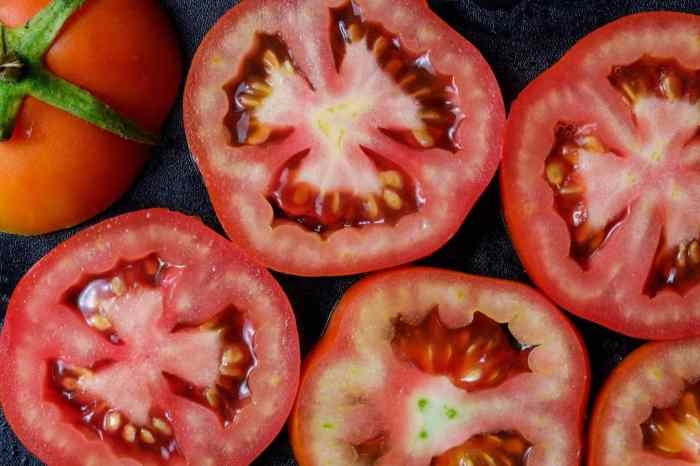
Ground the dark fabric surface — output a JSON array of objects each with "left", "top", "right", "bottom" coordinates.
[{"left": 1, "top": 0, "right": 698, "bottom": 464}]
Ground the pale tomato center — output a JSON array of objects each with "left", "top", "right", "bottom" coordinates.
[
  {"left": 223, "top": 0, "right": 464, "bottom": 235},
  {"left": 51, "top": 257, "right": 256, "bottom": 463},
  {"left": 544, "top": 56, "right": 700, "bottom": 296}
]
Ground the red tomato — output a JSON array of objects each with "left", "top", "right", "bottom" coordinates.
[
  {"left": 0, "top": 0, "right": 181, "bottom": 235},
  {"left": 0, "top": 209, "right": 300, "bottom": 466},
  {"left": 290, "top": 268, "right": 589, "bottom": 466},
  {"left": 184, "top": 0, "right": 504, "bottom": 276},
  {"left": 589, "top": 338, "right": 700, "bottom": 466},
  {"left": 501, "top": 12, "right": 700, "bottom": 339}
]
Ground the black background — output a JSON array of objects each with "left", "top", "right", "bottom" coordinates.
[{"left": 1, "top": 0, "right": 698, "bottom": 464}]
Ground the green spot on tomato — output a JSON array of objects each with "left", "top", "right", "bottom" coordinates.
[
  {"left": 418, "top": 398, "right": 429, "bottom": 411},
  {"left": 419, "top": 429, "right": 428, "bottom": 439},
  {"left": 322, "top": 422, "right": 335, "bottom": 429},
  {"left": 444, "top": 406, "right": 458, "bottom": 419}
]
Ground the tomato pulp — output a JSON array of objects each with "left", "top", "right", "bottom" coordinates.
[
  {"left": 185, "top": 0, "right": 504, "bottom": 276},
  {"left": 0, "top": 209, "right": 300, "bottom": 466},
  {"left": 290, "top": 268, "right": 589, "bottom": 466},
  {"left": 0, "top": 0, "right": 181, "bottom": 235},
  {"left": 502, "top": 12, "right": 700, "bottom": 339},
  {"left": 590, "top": 338, "right": 700, "bottom": 466}
]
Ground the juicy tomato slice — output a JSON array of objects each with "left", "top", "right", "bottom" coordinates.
[
  {"left": 290, "top": 268, "right": 589, "bottom": 466},
  {"left": 502, "top": 12, "right": 700, "bottom": 339},
  {"left": 0, "top": 209, "right": 300, "bottom": 466},
  {"left": 589, "top": 338, "right": 700, "bottom": 466},
  {"left": 0, "top": 0, "right": 181, "bottom": 235},
  {"left": 184, "top": 0, "right": 504, "bottom": 276}
]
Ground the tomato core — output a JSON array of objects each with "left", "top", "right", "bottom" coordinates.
[{"left": 392, "top": 309, "right": 532, "bottom": 392}]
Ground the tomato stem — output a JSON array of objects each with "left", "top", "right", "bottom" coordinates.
[{"left": 0, "top": 0, "right": 158, "bottom": 143}]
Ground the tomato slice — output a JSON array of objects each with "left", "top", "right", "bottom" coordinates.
[
  {"left": 589, "top": 338, "right": 700, "bottom": 466},
  {"left": 0, "top": 209, "right": 300, "bottom": 466},
  {"left": 290, "top": 268, "right": 589, "bottom": 466},
  {"left": 184, "top": 0, "right": 504, "bottom": 276},
  {"left": 501, "top": 12, "right": 700, "bottom": 339}
]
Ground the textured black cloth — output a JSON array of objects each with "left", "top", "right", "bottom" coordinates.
[{"left": 0, "top": 0, "right": 697, "bottom": 464}]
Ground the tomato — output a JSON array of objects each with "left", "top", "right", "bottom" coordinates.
[
  {"left": 501, "top": 12, "right": 700, "bottom": 339},
  {"left": 588, "top": 338, "right": 700, "bottom": 466},
  {"left": 0, "top": 209, "right": 300, "bottom": 466},
  {"left": 0, "top": 0, "right": 181, "bottom": 235},
  {"left": 184, "top": 0, "right": 504, "bottom": 276},
  {"left": 290, "top": 267, "right": 589, "bottom": 466}
]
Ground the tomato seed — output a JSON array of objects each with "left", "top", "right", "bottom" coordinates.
[
  {"left": 103, "top": 410, "right": 122, "bottom": 433},
  {"left": 392, "top": 309, "right": 532, "bottom": 392},
  {"left": 123, "top": 424, "right": 137, "bottom": 443},
  {"left": 609, "top": 56, "right": 700, "bottom": 105},
  {"left": 431, "top": 431, "right": 532, "bottom": 466}
]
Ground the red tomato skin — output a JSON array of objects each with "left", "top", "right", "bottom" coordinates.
[
  {"left": 184, "top": 0, "right": 505, "bottom": 277},
  {"left": 0, "top": 209, "right": 301, "bottom": 466},
  {"left": 289, "top": 267, "right": 590, "bottom": 466},
  {"left": 501, "top": 11, "right": 700, "bottom": 340},
  {"left": 0, "top": 0, "right": 182, "bottom": 235}
]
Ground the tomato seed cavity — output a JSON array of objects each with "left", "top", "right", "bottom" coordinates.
[
  {"left": 609, "top": 56, "right": 700, "bottom": 105},
  {"left": 223, "top": 32, "right": 303, "bottom": 146},
  {"left": 51, "top": 359, "right": 179, "bottom": 461},
  {"left": 165, "top": 307, "right": 256, "bottom": 427},
  {"left": 330, "top": 0, "right": 464, "bottom": 152},
  {"left": 392, "top": 309, "right": 532, "bottom": 392},
  {"left": 431, "top": 431, "right": 533, "bottom": 466},
  {"left": 544, "top": 122, "right": 630, "bottom": 267},
  {"left": 353, "top": 434, "right": 387, "bottom": 464},
  {"left": 645, "top": 234, "right": 700, "bottom": 297},
  {"left": 269, "top": 147, "right": 424, "bottom": 234},
  {"left": 642, "top": 381, "right": 700, "bottom": 462}
]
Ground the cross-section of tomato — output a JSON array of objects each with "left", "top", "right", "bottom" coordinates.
[
  {"left": 501, "top": 12, "right": 700, "bottom": 339},
  {"left": 0, "top": 209, "right": 300, "bottom": 466},
  {"left": 184, "top": 0, "right": 504, "bottom": 276},
  {"left": 588, "top": 338, "right": 700, "bottom": 466},
  {"left": 290, "top": 268, "right": 589, "bottom": 466}
]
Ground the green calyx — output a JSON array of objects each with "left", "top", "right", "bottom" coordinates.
[{"left": 0, "top": 0, "right": 157, "bottom": 144}]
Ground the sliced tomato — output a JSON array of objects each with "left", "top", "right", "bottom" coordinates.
[
  {"left": 0, "top": 209, "right": 300, "bottom": 466},
  {"left": 589, "top": 338, "right": 700, "bottom": 466},
  {"left": 184, "top": 0, "right": 504, "bottom": 276},
  {"left": 290, "top": 268, "right": 589, "bottom": 466},
  {"left": 502, "top": 12, "right": 700, "bottom": 339}
]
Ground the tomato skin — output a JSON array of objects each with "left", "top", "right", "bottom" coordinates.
[
  {"left": 0, "top": 0, "right": 182, "bottom": 235},
  {"left": 501, "top": 11, "right": 700, "bottom": 340},
  {"left": 290, "top": 267, "right": 590, "bottom": 466},
  {"left": 0, "top": 209, "right": 301, "bottom": 466},
  {"left": 184, "top": 0, "right": 505, "bottom": 276}
]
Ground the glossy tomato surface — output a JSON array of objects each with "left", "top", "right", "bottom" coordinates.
[
  {"left": 0, "top": 0, "right": 181, "bottom": 235},
  {"left": 589, "top": 339, "right": 700, "bottom": 466},
  {"left": 184, "top": 0, "right": 505, "bottom": 276},
  {"left": 502, "top": 11, "right": 700, "bottom": 339},
  {"left": 291, "top": 268, "right": 589, "bottom": 466},
  {"left": 0, "top": 209, "right": 300, "bottom": 466}
]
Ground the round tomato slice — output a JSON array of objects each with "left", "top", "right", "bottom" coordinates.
[
  {"left": 184, "top": 0, "right": 504, "bottom": 276},
  {"left": 502, "top": 12, "right": 700, "bottom": 339},
  {"left": 589, "top": 338, "right": 700, "bottom": 466},
  {"left": 0, "top": 209, "right": 300, "bottom": 466},
  {"left": 290, "top": 268, "right": 589, "bottom": 466},
  {"left": 0, "top": 0, "right": 181, "bottom": 235}
]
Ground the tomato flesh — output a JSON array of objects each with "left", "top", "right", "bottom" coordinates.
[
  {"left": 185, "top": 0, "right": 504, "bottom": 275},
  {"left": 290, "top": 268, "right": 589, "bottom": 466},
  {"left": 502, "top": 12, "right": 700, "bottom": 338},
  {"left": 0, "top": 209, "right": 300, "bottom": 466}
]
